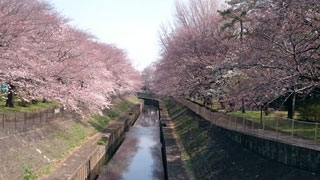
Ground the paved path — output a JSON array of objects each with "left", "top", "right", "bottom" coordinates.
[
  {"left": 180, "top": 99, "right": 320, "bottom": 152},
  {"left": 212, "top": 116, "right": 320, "bottom": 150},
  {"left": 160, "top": 102, "right": 192, "bottom": 180}
]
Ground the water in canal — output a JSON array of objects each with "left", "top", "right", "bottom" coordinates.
[{"left": 98, "top": 105, "right": 164, "bottom": 180}]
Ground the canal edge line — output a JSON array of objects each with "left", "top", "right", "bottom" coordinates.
[
  {"left": 42, "top": 102, "right": 142, "bottom": 180},
  {"left": 160, "top": 101, "right": 194, "bottom": 180}
]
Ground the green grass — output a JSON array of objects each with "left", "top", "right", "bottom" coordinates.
[
  {"left": 0, "top": 95, "right": 59, "bottom": 114},
  {"left": 89, "top": 96, "right": 139, "bottom": 132},
  {"left": 89, "top": 115, "right": 112, "bottom": 132},
  {"left": 194, "top": 99, "right": 204, "bottom": 105},
  {"left": 97, "top": 140, "right": 107, "bottom": 146},
  {"left": 21, "top": 166, "right": 37, "bottom": 180},
  {"left": 194, "top": 98, "right": 319, "bottom": 121},
  {"left": 34, "top": 95, "right": 139, "bottom": 179},
  {"left": 33, "top": 123, "right": 92, "bottom": 178},
  {"left": 50, "top": 123, "right": 90, "bottom": 151},
  {"left": 163, "top": 98, "right": 213, "bottom": 180},
  {"left": 228, "top": 110, "right": 320, "bottom": 142},
  {"left": 192, "top": 99, "right": 222, "bottom": 111},
  {"left": 43, "top": 164, "right": 54, "bottom": 175},
  {"left": 231, "top": 110, "right": 292, "bottom": 120},
  {"left": 68, "top": 124, "right": 87, "bottom": 148},
  {"left": 194, "top": 98, "right": 289, "bottom": 117}
]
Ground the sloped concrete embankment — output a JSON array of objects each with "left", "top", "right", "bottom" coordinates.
[
  {"left": 0, "top": 96, "right": 139, "bottom": 180},
  {"left": 44, "top": 103, "right": 141, "bottom": 180},
  {"left": 159, "top": 101, "right": 192, "bottom": 180},
  {"left": 0, "top": 113, "right": 78, "bottom": 180},
  {"left": 163, "top": 99, "right": 320, "bottom": 180},
  {"left": 179, "top": 99, "right": 320, "bottom": 173}
]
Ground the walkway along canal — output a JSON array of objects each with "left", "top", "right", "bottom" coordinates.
[{"left": 98, "top": 105, "right": 164, "bottom": 180}]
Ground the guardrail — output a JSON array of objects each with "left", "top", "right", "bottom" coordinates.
[
  {"left": 67, "top": 104, "right": 142, "bottom": 180},
  {"left": 0, "top": 107, "right": 64, "bottom": 134},
  {"left": 180, "top": 99, "right": 320, "bottom": 151},
  {"left": 69, "top": 146, "right": 106, "bottom": 180}
]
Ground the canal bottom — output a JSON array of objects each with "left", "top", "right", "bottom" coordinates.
[{"left": 98, "top": 105, "right": 164, "bottom": 180}]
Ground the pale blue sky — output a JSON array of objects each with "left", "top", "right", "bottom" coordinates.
[{"left": 49, "top": 0, "right": 177, "bottom": 71}]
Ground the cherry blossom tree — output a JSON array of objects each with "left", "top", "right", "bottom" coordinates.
[
  {"left": 153, "top": 0, "right": 224, "bottom": 99},
  {"left": 218, "top": 0, "right": 320, "bottom": 118},
  {"left": 152, "top": 0, "right": 320, "bottom": 118},
  {"left": 0, "top": 0, "right": 141, "bottom": 114}
]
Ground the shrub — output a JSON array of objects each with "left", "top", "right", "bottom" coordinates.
[{"left": 297, "top": 98, "right": 320, "bottom": 122}]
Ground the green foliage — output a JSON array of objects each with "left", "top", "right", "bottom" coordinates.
[
  {"left": 297, "top": 98, "right": 320, "bottom": 122},
  {"left": 18, "top": 100, "right": 29, "bottom": 107},
  {"left": 97, "top": 140, "right": 107, "bottom": 146},
  {"left": 21, "top": 166, "right": 37, "bottom": 180},
  {"left": 89, "top": 95, "right": 138, "bottom": 132},
  {"left": 218, "top": 9, "right": 231, "bottom": 18}
]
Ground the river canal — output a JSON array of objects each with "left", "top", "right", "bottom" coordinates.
[{"left": 98, "top": 105, "right": 164, "bottom": 180}]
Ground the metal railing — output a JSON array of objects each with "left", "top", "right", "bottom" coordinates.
[
  {"left": 69, "top": 146, "right": 106, "bottom": 180},
  {"left": 180, "top": 99, "right": 320, "bottom": 151},
  {"left": 0, "top": 107, "right": 64, "bottom": 134}
]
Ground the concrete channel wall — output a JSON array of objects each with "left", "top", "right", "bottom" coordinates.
[
  {"left": 179, "top": 99, "right": 320, "bottom": 173},
  {"left": 68, "top": 103, "right": 142, "bottom": 180},
  {"left": 159, "top": 101, "right": 192, "bottom": 180}
]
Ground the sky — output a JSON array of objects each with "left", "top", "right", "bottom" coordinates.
[{"left": 49, "top": 0, "right": 178, "bottom": 71}]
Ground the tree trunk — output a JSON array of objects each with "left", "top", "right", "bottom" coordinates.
[
  {"left": 241, "top": 98, "right": 245, "bottom": 113},
  {"left": 220, "top": 102, "right": 225, "bottom": 110},
  {"left": 5, "top": 84, "right": 15, "bottom": 108},
  {"left": 265, "top": 104, "right": 269, "bottom": 116},
  {"left": 260, "top": 105, "right": 263, "bottom": 124},
  {"left": 240, "top": 20, "right": 243, "bottom": 42},
  {"left": 287, "top": 93, "right": 296, "bottom": 119}
]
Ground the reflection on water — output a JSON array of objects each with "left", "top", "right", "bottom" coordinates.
[{"left": 98, "top": 106, "right": 164, "bottom": 180}]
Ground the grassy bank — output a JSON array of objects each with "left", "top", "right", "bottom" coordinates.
[
  {"left": 163, "top": 98, "right": 210, "bottom": 179},
  {"left": 163, "top": 98, "right": 320, "bottom": 180},
  {"left": 18, "top": 95, "right": 139, "bottom": 180},
  {"left": 89, "top": 95, "right": 139, "bottom": 132},
  {"left": 0, "top": 97, "right": 59, "bottom": 114}
]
